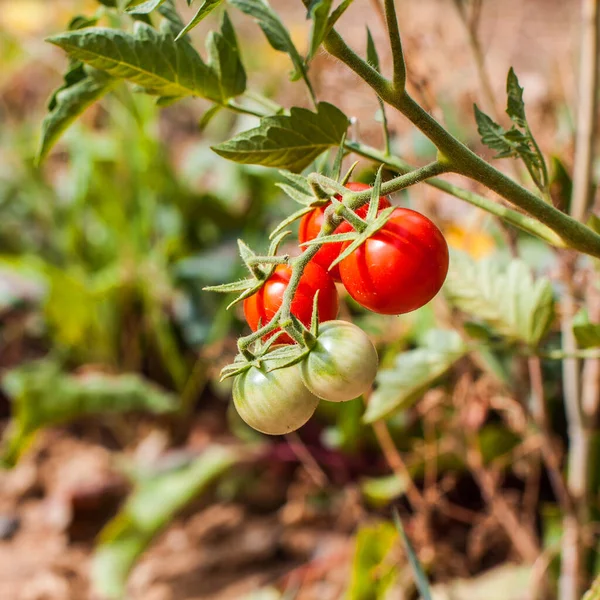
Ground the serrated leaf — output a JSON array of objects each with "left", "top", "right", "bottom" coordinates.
[
  {"left": 1, "top": 361, "right": 178, "bottom": 466},
  {"left": 506, "top": 67, "right": 526, "bottom": 126},
  {"left": 444, "top": 253, "right": 555, "bottom": 347},
  {"left": 212, "top": 102, "right": 349, "bottom": 172},
  {"left": 177, "top": 0, "right": 224, "bottom": 39},
  {"left": 37, "top": 67, "right": 117, "bottom": 163},
  {"left": 125, "top": 0, "right": 167, "bottom": 13},
  {"left": 573, "top": 309, "right": 600, "bottom": 349},
  {"left": 92, "top": 446, "right": 238, "bottom": 599},
  {"left": 365, "top": 329, "right": 466, "bottom": 423},
  {"left": 47, "top": 24, "right": 226, "bottom": 102},
  {"left": 205, "top": 11, "right": 246, "bottom": 100},
  {"left": 230, "top": 0, "right": 313, "bottom": 94},
  {"left": 157, "top": 0, "right": 190, "bottom": 39},
  {"left": 306, "top": 0, "right": 332, "bottom": 61}
]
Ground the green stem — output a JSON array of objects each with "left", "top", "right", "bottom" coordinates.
[
  {"left": 346, "top": 141, "right": 565, "bottom": 247},
  {"left": 323, "top": 29, "right": 600, "bottom": 258},
  {"left": 383, "top": 0, "right": 407, "bottom": 89}
]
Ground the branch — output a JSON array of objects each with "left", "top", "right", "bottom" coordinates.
[{"left": 383, "top": 0, "right": 406, "bottom": 89}]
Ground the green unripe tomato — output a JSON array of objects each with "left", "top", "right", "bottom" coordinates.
[
  {"left": 233, "top": 362, "right": 320, "bottom": 435},
  {"left": 301, "top": 320, "right": 378, "bottom": 402}
]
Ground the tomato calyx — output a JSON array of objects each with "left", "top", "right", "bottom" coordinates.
[{"left": 204, "top": 232, "right": 290, "bottom": 310}]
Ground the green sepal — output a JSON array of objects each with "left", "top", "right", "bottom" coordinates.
[
  {"left": 203, "top": 279, "right": 255, "bottom": 293},
  {"left": 328, "top": 205, "right": 395, "bottom": 270},
  {"left": 300, "top": 231, "right": 357, "bottom": 246},
  {"left": 270, "top": 207, "right": 315, "bottom": 240},
  {"left": 268, "top": 229, "right": 292, "bottom": 256},
  {"left": 366, "top": 166, "right": 384, "bottom": 221},
  {"left": 340, "top": 160, "right": 359, "bottom": 186},
  {"left": 330, "top": 132, "right": 347, "bottom": 181}
]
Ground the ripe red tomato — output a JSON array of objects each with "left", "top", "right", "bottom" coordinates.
[
  {"left": 243, "top": 263, "right": 339, "bottom": 344},
  {"left": 298, "top": 182, "right": 391, "bottom": 281},
  {"left": 338, "top": 208, "right": 449, "bottom": 314}
]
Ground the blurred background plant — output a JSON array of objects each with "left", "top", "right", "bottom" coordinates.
[{"left": 0, "top": 1, "right": 598, "bottom": 599}]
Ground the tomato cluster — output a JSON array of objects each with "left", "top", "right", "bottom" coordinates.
[{"left": 235, "top": 182, "right": 449, "bottom": 434}]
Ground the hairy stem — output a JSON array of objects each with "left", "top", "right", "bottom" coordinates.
[
  {"left": 346, "top": 141, "right": 564, "bottom": 246},
  {"left": 323, "top": 29, "right": 600, "bottom": 257},
  {"left": 383, "top": 0, "right": 407, "bottom": 89}
]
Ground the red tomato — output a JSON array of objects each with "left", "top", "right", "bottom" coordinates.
[
  {"left": 298, "top": 182, "right": 391, "bottom": 281},
  {"left": 243, "top": 263, "right": 339, "bottom": 344},
  {"left": 338, "top": 208, "right": 449, "bottom": 314}
]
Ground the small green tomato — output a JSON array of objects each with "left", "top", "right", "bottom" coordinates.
[
  {"left": 301, "top": 320, "right": 378, "bottom": 402},
  {"left": 233, "top": 362, "right": 320, "bottom": 435}
]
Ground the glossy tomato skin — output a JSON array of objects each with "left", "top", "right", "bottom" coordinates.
[
  {"left": 301, "top": 320, "right": 378, "bottom": 402},
  {"left": 298, "top": 182, "right": 391, "bottom": 281},
  {"left": 339, "top": 208, "right": 449, "bottom": 315},
  {"left": 233, "top": 362, "right": 319, "bottom": 435},
  {"left": 243, "top": 263, "right": 339, "bottom": 344}
]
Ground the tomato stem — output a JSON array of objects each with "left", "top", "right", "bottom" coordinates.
[{"left": 323, "top": 28, "right": 600, "bottom": 258}]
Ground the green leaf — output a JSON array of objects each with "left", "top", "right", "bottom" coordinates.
[
  {"left": 365, "top": 330, "right": 466, "bottom": 423},
  {"left": 205, "top": 11, "right": 246, "bottom": 100},
  {"left": 125, "top": 0, "right": 167, "bottom": 13},
  {"left": 92, "top": 446, "right": 238, "bottom": 599},
  {"left": 506, "top": 66, "right": 526, "bottom": 126},
  {"left": 47, "top": 24, "right": 226, "bottom": 102},
  {"left": 306, "top": 0, "right": 332, "bottom": 61},
  {"left": 393, "top": 509, "right": 433, "bottom": 600},
  {"left": 1, "top": 361, "right": 178, "bottom": 466},
  {"left": 212, "top": 102, "right": 349, "bottom": 172},
  {"left": 348, "top": 522, "right": 398, "bottom": 600},
  {"left": 38, "top": 67, "right": 117, "bottom": 163},
  {"left": 444, "top": 253, "right": 555, "bottom": 347},
  {"left": 177, "top": 0, "right": 224, "bottom": 39},
  {"left": 573, "top": 309, "right": 600, "bottom": 349},
  {"left": 230, "top": 0, "right": 313, "bottom": 95},
  {"left": 157, "top": 0, "right": 190, "bottom": 38},
  {"left": 474, "top": 68, "right": 548, "bottom": 192}
]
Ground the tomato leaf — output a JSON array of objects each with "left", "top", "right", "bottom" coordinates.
[
  {"left": 212, "top": 102, "right": 349, "bottom": 172},
  {"left": 176, "top": 0, "right": 224, "bottom": 39},
  {"left": 37, "top": 66, "right": 117, "bottom": 163},
  {"left": 92, "top": 446, "right": 238, "bottom": 599},
  {"left": 47, "top": 21, "right": 244, "bottom": 103},
  {"left": 365, "top": 330, "right": 466, "bottom": 423},
  {"left": 230, "top": 0, "right": 313, "bottom": 95},
  {"left": 573, "top": 309, "right": 600, "bottom": 349},
  {"left": 444, "top": 252, "right": 555, "bottom": 347},
  {"left": 1, "top": 361, "right": 178, "bottom": 467},
  {"left": 125, "top": 0, "right": 167, "bottom": 13},
  {"left": 306, "top": 0, "right": 332, "bottom": 61},
  {"left": 474, "top": 68, "right": 548, "bottom": 192},
  {"left": 205, "top": 11, "right": 247, "bottom": 101}
]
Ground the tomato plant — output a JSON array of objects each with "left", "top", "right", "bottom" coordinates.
[
  {"left": 233, "top": 361, "right": 319, "bottom": 435},
  {"left": 301, "top": 320, "right": 378, "bottom": 402},
  {"left": 339, "top": 208, "right": 449, "bottom": 315},
  {"left": 243, "top": 263, "right": 339, "bottom": 344},
  {"left": 298, "top": 182, "right": 391, "bottom": 280}
]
